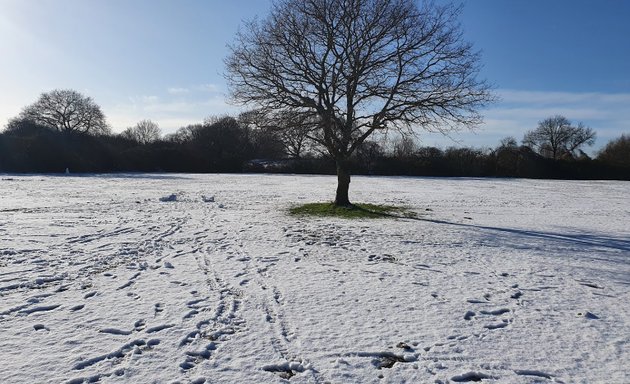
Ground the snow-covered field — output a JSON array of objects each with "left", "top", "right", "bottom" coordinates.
[{"left": 1, "top": 174, "right": 628, "bottom": 384}]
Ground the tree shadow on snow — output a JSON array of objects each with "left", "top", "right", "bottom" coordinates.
[
  {"left": 386, "top": 213, "right": 630, "bottom": 285},
  {"left": 377, "top": 211, "right": 630, "bottom": 257}
]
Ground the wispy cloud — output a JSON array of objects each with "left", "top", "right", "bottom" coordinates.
[
  {"left": 194, "top": 83, "right": 221, "bottom": 93},
  {"left": 167, "top": 87, "right": 189, "bottom": 95},
  {"left": 491, "top": 89, "right": 630, "bottom": 137},
  {"left": 167, "top": 83, "right": 222, "bottom": 95},
  {"left": 129, "top": 95, "right": 159, "bottom": 104}
]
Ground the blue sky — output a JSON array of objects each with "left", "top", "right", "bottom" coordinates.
[{"left": 1, "top": 0, "right": 628, "bottom": 152}]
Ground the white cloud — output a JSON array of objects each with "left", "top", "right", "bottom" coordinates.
[
  {"left": 488, "top": 107, "right": 609, "bottom": 121},
  {"left": 194, "top": 83, "right": 221, "bottom": 93},
  {"left": 166, "top": 84, "right": 222, "bottom": 95},
  {"left": 167, "top": 87, "right": 190, "bottom": 95},
  {"left": 490, "top": 89, "right": 630, "bottom": 139},
  {"left": 129, "top": 95, "right": 159, "bottom": 104}
]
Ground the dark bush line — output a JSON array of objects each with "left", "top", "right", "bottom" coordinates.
[{"left": 0, "top": 121, "right": 628, "bottom": 180}]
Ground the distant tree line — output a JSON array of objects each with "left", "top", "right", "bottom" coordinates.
[{"left": 0, "top": 89, "right": 628, "bottom": 180}]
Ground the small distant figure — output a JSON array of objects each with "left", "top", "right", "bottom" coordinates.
[{"left": 65, "top": 167, "right": 70, "bottom": 174}]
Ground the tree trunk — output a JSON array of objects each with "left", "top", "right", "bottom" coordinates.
[{"left": 334, "top": 159, "right": 351, "bottom": 206}]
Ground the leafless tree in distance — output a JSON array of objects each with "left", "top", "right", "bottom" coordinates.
[
  {"left": 597, "top": 134, "right": 630, "bottom": 167},
  {"left": 523, "top": 115, "right": 596, "bottom": 160},
  {"left": 498, "top": 136, "right": 518, "bottom": 149},
  {"left": 121, "top": 120, "right": 162, "bottom": 145},
  {"left": 239, "top": 109, "right": 316, "bottom": 158},
  {"left": 226, "top": 0, "right": 494, "bottom": 205},
  {"left": 17, "top": 89, "right": 110, "bottom": 135},
  {"left": 393, "top": 136, "right": 419, "bottom": 158}
]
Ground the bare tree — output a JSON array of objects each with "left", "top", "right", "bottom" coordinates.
[
  {"left": 121, "top": 120, "right": 161, "bottom": 145},
  {"left": 17, "top": 89, "right": 110, "bottom": 135},
  {"left": 164, "top": 125, "right": 200, "bottom": 144},
  {"left": 226, "top": 0, "right": 493, "bottom": 205},
  {"left": 523, "top": 115, "right": 596, "bottom": 160},
  {"left": 277, "top": 120, "right": 315, "bottom": 159},
  {"left": 392, "top": 136, "right": 418, "bottom": 158},
  {"left": 597, "top": 134, "right": 630, "bottom": 167},
  {"left": 498, "top": 136, "right": 518, "bottom": 149},
  {"left": 240, "top": 109, "right": 316, "bottom": 158}
]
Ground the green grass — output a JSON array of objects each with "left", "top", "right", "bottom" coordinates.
[{"left": 288, "top": 202, "right": 417, "bottom": 219}]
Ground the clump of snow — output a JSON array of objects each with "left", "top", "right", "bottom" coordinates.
[{"left": 159, "top": 193, "right": 178, "bottom": 202}]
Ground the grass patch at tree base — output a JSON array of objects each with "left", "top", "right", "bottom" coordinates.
[{"left": 289, "top": 202, "right": 417, "bottom": 219}]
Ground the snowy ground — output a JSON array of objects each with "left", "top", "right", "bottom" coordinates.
[{"left": 1, "top": 174, "right": 629, "bottom": 384}]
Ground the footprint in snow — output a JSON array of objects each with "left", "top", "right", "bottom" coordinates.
[
  {"left": 262, "top": 361, "right": 305, "bottom": 380},
  {"left": 469, "top": 307, "right": 512, "bottom": 330},
  {"left": 134, "top": 319, "right": 146, "bottom": 331},
  {"left": 484, "top": 320, "right": 509, "bottom": 330},
  {"left": 183, "top": 310, "right": 199, "bottom": 320},
  {"left": 146, "top": 324, "right": 175, "bottom": 333},
  {"left": 577, "top": 311, "right": 599, "bottom": 319},
  {"left": 99, "top": 328, "right": 133, "bottom": 336},
  {"left": 451, "top": 371, "right": 498, "bottom": 382},
  {"left": 19, "top": 304, "right": 61, "bottom": 316},
  {"left": 396, "top": 342, "right": 414, "bottom": 351},
  {"left": 33, "top": 324, "right": 49, "bottom": 331},
  {"left": 480, "top": 308, "right": 510, "bottom": 316},
  {"left": 73, "top": 339, "right": 147, "bottom": 371},
  {"left": 514, "top": 369, "right": 554, "bottom": 379},
  {"left": 579, "top": 281, "right": 603, "bottom": 289},
  {"left": 180, "top": 343, "right": 216, "bottom": 371}
]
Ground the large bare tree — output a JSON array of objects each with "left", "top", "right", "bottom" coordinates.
[
  {"left": 17, "top": 89, "right": 110, "bottom": 135},
  {"left": 523, "top": 115, "right": 596, "bottom": 160},
  {"left": 226, "top": 0, "right": 493, "bottom": 205}
]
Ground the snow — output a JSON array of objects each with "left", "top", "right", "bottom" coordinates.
[{"left": 1, "top": 174, "right": 629, "bottom": 383}]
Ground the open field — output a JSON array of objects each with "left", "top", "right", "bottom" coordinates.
[{"left": 1, "top": 174, "right": 629, "bottom": 383}]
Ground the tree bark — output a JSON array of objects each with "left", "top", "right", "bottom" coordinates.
[{"left": 335, "top": 159, "right": 351, "bottom": 206}]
